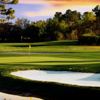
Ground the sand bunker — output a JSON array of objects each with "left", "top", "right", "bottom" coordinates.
[
  {"left": 11, "top": 70, "right": 100, "bottom": 87},
  {"left": 0, "top": 92, "right": 43, "bottom": 100}
]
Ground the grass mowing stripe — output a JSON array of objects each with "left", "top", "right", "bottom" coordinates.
[
  {"left": 0, "top": 52, "right": 100, "bottom": 60},
  {"left": 0, "top": 56, "right": 100, "bottom": 65},
  {"left": 0, "top": 40, "right": 100, "bottom": 52}
]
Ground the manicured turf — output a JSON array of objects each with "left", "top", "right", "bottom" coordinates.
[
  {"left": 0, "top": 40, "right": 100, "bottom": 52},
  {"left": 0, "top": 40, "right": 100, "bottom": 99}
]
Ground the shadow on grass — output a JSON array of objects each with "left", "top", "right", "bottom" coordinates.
[
  {"left": 6, "top": 40, "right": 78, "bottom": 47},
  {"left": 1, "top": 63, "right": 100, "bottom": 73},
  {"left": 21, "top": 60, "right": 100, "bottom": 64},
  {"left": 1, "top": 63, "right": 100, "bottom": 99},
  {"left": 0, "top": 69, "right": 100, "bottom": 100}
]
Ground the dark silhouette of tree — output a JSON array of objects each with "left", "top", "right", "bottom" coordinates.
[
  {"left": 54, "top": 12, "right": 62, "bottom": 21},
  {"left": 46, "top": 18, "right": 60, "bottom": 41},
  {"left": 0, "top": 0, "right": 18, "bottom": 4},
  {"left": 64, "top": 10, "right": 81, "bottom": 24},
  {"left": 82, "top": 12, "right": 96, "bottom": 22},
  {"left": 92, "top": 5, "right": 100, "bottom": 17}
]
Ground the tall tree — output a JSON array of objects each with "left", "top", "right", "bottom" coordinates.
[
  {"left": 61, "top": 9, "right": 81, "bottom": 25},
  {"left": 6, "top": 8, "right": 15, "bottom": 22},
  {"left": 15, "top": 18, "right": 30, "bottom": 29},
  {"left": 82, "top": 12, "right": 96, "bottom": 22},
  {"left": 92, "top": 5, "right": 100, "bottom": 17},
  {"left": 0, "top": 0, "right": 18, "bottom": 4},
  {"left": 59, "top": 20, "right": 69, "bottom": 34},
  {"left": 0, "top": 0, "right": 18, "bottom": 23},
  {"left": 54, "top": 12, "right": 62, "bottom": 21},
  {"left": 46, "top": 18, "right": 60, "bottom": 40}
]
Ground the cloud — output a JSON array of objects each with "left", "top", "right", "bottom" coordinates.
[
  {"left": 23, "top": 7, "right": 58, "bottom": 17},
  {"left": 23, "top": 5, "right": 67, "bottom": 17},
  {"left": 23, "top": 4, "right": 94, "bottom": 18},
  {"left": 21, "top": 0, "right": 99, "bottom": 18},
  {"left": 19, "top": 0, "right": 100, "bottom": 6}
]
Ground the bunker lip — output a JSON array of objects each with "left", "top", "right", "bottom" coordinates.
[
  {"left": 11, "top": 70, "right": 100, "bottom": 87},
  {"left": 0, "top": 88, "right": 45, "bottom": 100},
  {"left": 1, "top": 70, "right": 100, "bottom": 100},
  {"left": 0, "top": 92, "right": 43, "bottom": 100}
]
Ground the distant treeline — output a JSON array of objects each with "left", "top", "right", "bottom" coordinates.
[{"left": 0, "top": 5, "right": 100, "bottom": 43}]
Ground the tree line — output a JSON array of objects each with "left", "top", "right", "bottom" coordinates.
[{"left": 0, "top": 4, "right": 100, "bottom": 42}]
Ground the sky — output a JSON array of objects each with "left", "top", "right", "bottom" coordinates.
[{"left": 5, "top": 0, "right": 100, "bottom": 23}]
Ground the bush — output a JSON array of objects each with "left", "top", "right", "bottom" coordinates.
[
  {"left": 78, "top": 34, "right": 100, "bottom": 45},
  {"left": 84, "top": 28, "right": 93, "bottom": 35}
]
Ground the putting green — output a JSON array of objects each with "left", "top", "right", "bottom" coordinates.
[{"left": 0, "top": 56, "right": 100, "bottom": 65}]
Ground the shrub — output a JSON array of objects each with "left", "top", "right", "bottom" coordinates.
[
  {"left": 78, "top": 34, "right": 100, "bottom": 45},
  {"left": 84, "top": 28, "right": 93, "bottom": 35}
]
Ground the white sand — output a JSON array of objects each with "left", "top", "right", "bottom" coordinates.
[
  {"left": 0, "top": 92, "right": 43, "bottom": 100},
  {"left": 11, "top": 70, "right": 100, "bottom": 87}
]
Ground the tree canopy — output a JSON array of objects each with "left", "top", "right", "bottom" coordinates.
[
  {"left": 0, "top": 0, "right": 19, "bottom": 23},
  {"left": 0, "top": 0, "right": 18, "bottom": 4},
  {"left": 82, "top": 12, "right": 96, "bottom": 22},
  {"left": 92, "top": 5, "right": 100, "bottom": 17},
  {"left": 1, "top": 5, "right": 100, "bottom": 43},
  {"left": 15, "top": 18, "right": 30, "bottom": 29}
]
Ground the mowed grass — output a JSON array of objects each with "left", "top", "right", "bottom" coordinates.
[
  {"left": 0, "top": 52, "right": 100, "bottom": 73},
  {"left": 0, "top": 40, "right": 100, "bottom": 52},
  {"left": 0, "top": 40, "right": 100, "bottom": 99},
  {"left": 0, "top": 56, "right": 100, "bottom": 66}
]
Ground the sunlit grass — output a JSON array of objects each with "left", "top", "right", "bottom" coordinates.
[
  {"left": 0, "top": 40, "right": 100, "bottom": 52},
  {"left": 0, "top": 56, "right": 100, "bottom": 65},
  {"left": 0, "top": 53, "right": 100, "bottom": 73}
]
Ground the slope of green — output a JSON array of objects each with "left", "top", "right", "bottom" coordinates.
[{"left": 0, "top": 40, "right": 100, "bottom": 52}]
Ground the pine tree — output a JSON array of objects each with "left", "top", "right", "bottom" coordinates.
[
  {"left": 0, "top": 0, "right": 18, "bottom": 23},
  {"left": 92, "top": 5, "right": 100, "bottom": 17}
]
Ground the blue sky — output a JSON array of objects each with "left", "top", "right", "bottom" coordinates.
[
  {"left": 5, "top": 0, "right": 100, "bottom": 23},
  {"left": 6, "top": 3, "right": 54, "bottom": 23}
]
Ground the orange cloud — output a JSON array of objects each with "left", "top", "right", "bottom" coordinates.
[
  {"left": 19, "top": 0, "right": 100, "bottom": 6},
  {"left": 21, "top": 0, "right": 100, "bottom": 18}
]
